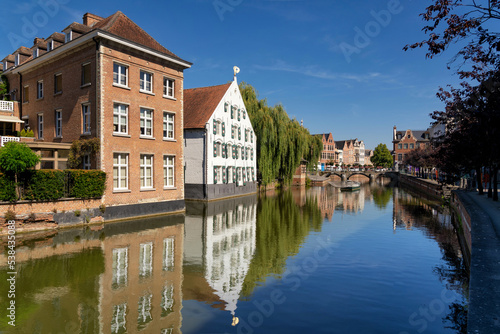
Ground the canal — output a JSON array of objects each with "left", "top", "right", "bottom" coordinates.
[{"left": 0, "top": 184, "right": 468, "bottom": 334}]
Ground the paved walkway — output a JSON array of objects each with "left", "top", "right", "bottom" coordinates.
[{"left": 455, "top": 191, "right": 500, "bottom": 334}]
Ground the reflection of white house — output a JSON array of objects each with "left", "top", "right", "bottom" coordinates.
[
  {"left": 183, "top": 196, "right": 257, "bottom": 318},
  {"left": 184, "top": 77, "right": 257, "bottom": 200}
]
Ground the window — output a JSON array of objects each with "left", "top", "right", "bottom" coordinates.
[
  {"left": 403, "top": 144, "right": 408, "bottom": 149},
  {"left": 140, "top": 108, "right": 153, "bottom": 137},
  {"left": 81, "top": 62, "right": 91, "bottom": 86},
  {"left": 163, "top": 77, "right": 174, "bottom": 98},
  {"left": 47, "top": 40, "right": 53, "bottom": 51},
  {"left": 3, "top": 61, "right": 7, "bottom": 71},
  {"left": 398, "top": 144, "right": 402, "bottom": 149},
  {"left": 23, "top": 86, "right": 29, "bottom": 103},
  {"left": 82, "top": 103, "right": 91, "bottom": 134},
  {"left": 410, "top": 143, "right": 414, "bottom": 149},
  {"left": 113, "top": 153, "right": 128, "bottom": 190},
  {"left": 65, "top": 31, "right": 72, "bottom": 42},
  {"left": 55, "top": 109, "right": 62, "bottom": 137},
  {"left": 37, "top": 81, "right": 43, "bottom": 99},
  {"left": 37, "top": 114, "right": 43, "bottom": 139},
  {"left": 140, "top": 154, "right": 153, "bottom": 189},
  {"left": 140, "top": 70, "right": 153, "bottom": 93},
  {"left": 163, "top": 112, "right": 174, "bottom": 139},
  {"left": 83, "top": 154, "right": 91, "bottom": 170},
  {"left": 14, "top": 54, "right": 19, "bottom": 66},
  {"left": 113, "top": 63, "right": 128, "bottom": 87},
  {"left": 113, "top": 103, "right": 128, "bottom": 134},
  {"left": 163, "top": 155, "right": 174, "bottom": 188},
  {"left": 111, "top": 304, "right": 127, "bottom": 334},
  {"left": 54, "top": 73, "right": 62, "bottom": 94},
  {"left": 33, "top": 48, "right": 38, "bottom": 58}
]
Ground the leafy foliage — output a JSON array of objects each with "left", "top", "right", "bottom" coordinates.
[
  {"left": 0, "top": 74, "right": 9, "bottom": 100},
  {"left": 239, "top": 82, "right": 322, "bottom": 185},
  {"left": 66, "top": 170, "right": 106, "bottom": 199},
  {"left": 68, "top": 138, "right": 100, "bottom": 169},
  {"left": 23, "top": 170, "right": 65, "bottom": 201},
  {"left": 0, "top": 173, "right": 16, "bottom": 202},
  {"left": 0, "top": 142, "right": 40, "bottom": 176},
  {"left": 371, "top": 143, "right": 393, "bottom": 168}
]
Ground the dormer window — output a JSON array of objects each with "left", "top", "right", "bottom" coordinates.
[
  {"left": 47, "top": 40, "right": 53, "bottom": 51},
  {"left": 14, "top": 54, "right": 19, "bottom": 66},
  {"left": 3, "top": 61, "right": 7, "bottom": 70},
  {"left": 65, "top": 31, "right": 72, "bottom": 43},
  {"left": 33, "top": 48, "right": 39, "bottom": 59}
]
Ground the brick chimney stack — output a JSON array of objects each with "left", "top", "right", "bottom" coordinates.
[{"left": 83, "top": 13, "right": 104, "bottom": 27}]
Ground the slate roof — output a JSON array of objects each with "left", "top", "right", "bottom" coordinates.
[
  {"left": 62, "top": 22, "right": 92, "bottom": 34},
  {"left": 184, "top": 83, "right": 232, "bottom": 129},
  {"left": 395, "top": 130, "right": 430, "bottom": 141},
  {"left": 46, "top": 32, "right": 65, "bottom": 43}
]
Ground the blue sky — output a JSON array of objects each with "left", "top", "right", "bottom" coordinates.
[{"left": 0, "top": 0, "right": 473, "bottom": 149}]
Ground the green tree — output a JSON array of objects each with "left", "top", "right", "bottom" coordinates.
[
  {"left": 371, "top": 143, "right": 393, "bottom": 168},
  {"left": 0, "top": 75, "right": 9, "bottom": 100},
  {"left": 0, "top": 142, "right": 40, "bottom": 198}
]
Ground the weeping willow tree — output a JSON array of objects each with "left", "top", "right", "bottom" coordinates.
[{"left": 240, "top": 82, "right": 322, "bottom": 186}]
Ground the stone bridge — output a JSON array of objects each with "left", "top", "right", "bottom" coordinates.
[{"left": 327, "top": 171, "right": 399, "bottom": 182}]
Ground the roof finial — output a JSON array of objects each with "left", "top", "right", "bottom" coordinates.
[{"left": 233, "top": 66, "right": 240, "bottom": 81}]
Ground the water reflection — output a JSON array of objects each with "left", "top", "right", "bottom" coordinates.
[
  {"left": 0, "top": 185, "right": 468, "bottom": 334},
  {"left": 0, "top": 214, "right": 184, "bottom": 333}
]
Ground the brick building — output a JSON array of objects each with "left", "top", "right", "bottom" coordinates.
[
  {"left": 1, "top": 11, "right": 191, "bottom": 217},
  {"left": 317, "top": 132, "right": 336, "bottom": 171},
  {"left": 183, "top": 77, "right": 257, "bottom": 200},
  {"left": 392, "top": 126, "right": 431, "bottom": 169}
]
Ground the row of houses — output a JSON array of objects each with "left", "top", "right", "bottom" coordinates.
[
  {"left": 316, "top": 133, "right": 372, "bottom": 171},
  {"left": 0, "top": 11, "right": 257, "bottom": 218}
]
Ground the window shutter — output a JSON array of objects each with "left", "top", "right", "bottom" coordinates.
[
  {"left": 243, "top": 110, "right": 246, "bottom": 119},
  {"left": 222, "top": 122, "right": 225, "bottom": 136},
  {"left": 251, "top": 148, "right": 254, "bottom": 161},
  {"left": 231, "top": 106, "right": 234, "bottom": 119},
  {"left": 231, "top": 126, "right": 234, "bottom": 139},
  {"left": 214, "top": 166, "right": 217, "bottom": 184},
  {"left": 233, "top": 167, "right": 236, "bottom": 183},
  {"left": 213, "top": 119, "right": 217, "bottom": 135},
  {"left": 214, "top": 142, "right": 217, "bottom": 157},
  {"left": 238, "top": 128, "right": 241, "bottom": 140},
  {"left": 245, "top": 129, "right": 247, "bottom": 142},
  {"left": 243, "top": 167, "right": 246, "bottom": 185},
  {"left": 232, "top": 145, "right": 236, "bottom": 159},
  {"left": 225, "top": 102, "right": 228, "bottom": 113},
  {"left": 222, "top": 144, "right": 226, "bottom": 158},
  {"left": 251, "top": 132, "right": 253, "bottom": 143},
  {"left": 223, "top": 167, "right": 226, "bottom": 184},
  {"left": 238, "top": 109, "right": 241, "bottom": 121}
]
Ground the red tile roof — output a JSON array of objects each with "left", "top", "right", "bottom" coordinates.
[
  {"left": 93, "top": 11, "right": 180, "bottom": 59},
  {"left": 184, "top": 83, "right": 232, "bottom": 129}
]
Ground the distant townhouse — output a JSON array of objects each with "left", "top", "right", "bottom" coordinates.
[
  {"left": 184, "top": 78, "right": 257, "bottom": 200},
  {"left": 317, "top": 132, "right": 335, "bottom": 171},
  {"left": 392, "top": 126, "right": 431, "bottom": 168},
  {"left": 335, "top": 139, "right": 364, "bottom": 166},
  {"left": 364, "top": 149, "right": 373, "bottom": 166},
  {"left": 1, "top": 11, "right": 191, "bottom": 217}
]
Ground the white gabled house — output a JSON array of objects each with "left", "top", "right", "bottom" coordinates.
[{"left": 184, "top": 77, "right": 257, "bottom": 200}]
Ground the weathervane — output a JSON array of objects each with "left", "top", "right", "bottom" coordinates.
[{"left": 233, "top": 66, "right": 240, "bottom": 80}]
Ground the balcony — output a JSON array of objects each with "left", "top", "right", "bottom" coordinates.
[
  {"left": 0, "top": 101, "right": 14, "bottom": 112},
  {"left": 1, "top": 136, "right": 20, "bottom": 147}
]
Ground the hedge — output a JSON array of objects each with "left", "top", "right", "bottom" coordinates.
[
  {"left": 23, "top": 170, "right": 65, "bottom": 201},
  {"left": 66, "top": 170, "right": 106, "bottom": 199},
  {"left": 0, "top": 173, "right": 16, "bottom": 202}
]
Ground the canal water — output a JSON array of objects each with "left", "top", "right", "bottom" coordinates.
[{"left": 0, "top": 184, "right": 468, "bottom": 334}]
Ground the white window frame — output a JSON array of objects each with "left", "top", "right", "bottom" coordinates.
[
  {"left": 113, "top": 153, "right": 129, "bottom": 190},
  {"left": 112, "top": 247, "right": 128, "bottom": 288},
  {"left": 113, "top": 63, "right": 128, "bottom": 88},
  {"left": 54, "top": 73, "right": 62, "bottom": 94},
  {"left": 3, "top": 61, "right": 7, "bottom": 71},
  {"left": 163, "top": 155, "right": 175, "bottom": 188},
  {"left": 140, "top": 108, "right": 153, "bottom": 138},
  {"left": 33, "top": 48, "right": 38, "bottom": 59},
  {"left": 65, "top": 30, "right": 72, "bottom": 43},
  {"left": 55, "top": 109, "right": 62, "bottom": 137},
  {"left": 37, "top": 114, "right": 43, "bottom": 139},
  {"left": 14, "top": 54, "right": 19, "bottom": 66},
  {"left": 81, "top": 62, "right": 91, "bottom": 86},
  {"left": 163, "top": 238, "right": 175, "bottom": 271},
  {"left": 82, "top": 103, "right": 91, "bottom": 134},
  {"left": 139, "top": 242, "right": 153, "bottom": 277},
  {"left": 140, "top": 70, "right": 153, "bottom": 93},
  {"left": 140, "top": 154, "right": 154, "bottom": 189},
  {"left": 113, "top": 103, "right": 128, "bottom": 135},
  {"left": 37, "top": 80, "right": 43, "bottom": 99},
  {"left": 163, "top": 112, "right": 174, "bottom": 140},
  {"left": 163, "top": 77, "right": 175, "bottom": 98},
  {"left": 47, "top": 40, "right": 53, "bottom": 51}
]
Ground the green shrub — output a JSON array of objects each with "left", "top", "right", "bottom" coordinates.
[
  {"left": 23, "top": 170, "right": 65, "bottom": 201},
  {"left": 0, "top": 173, "right": 17, "bottom": 202},
  {"left": 4, "top": 209, "right": 16, "bottom": 221},
  {"left": 66, "top": 170, "right": 106, "bottom": 199}
]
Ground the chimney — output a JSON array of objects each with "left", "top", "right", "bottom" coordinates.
[
  {"left": 83, "top": 13, "right": 103, "bottom": 27},
  {"left": 393, "top": 126, "right": 397, "bottom": 140}
]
